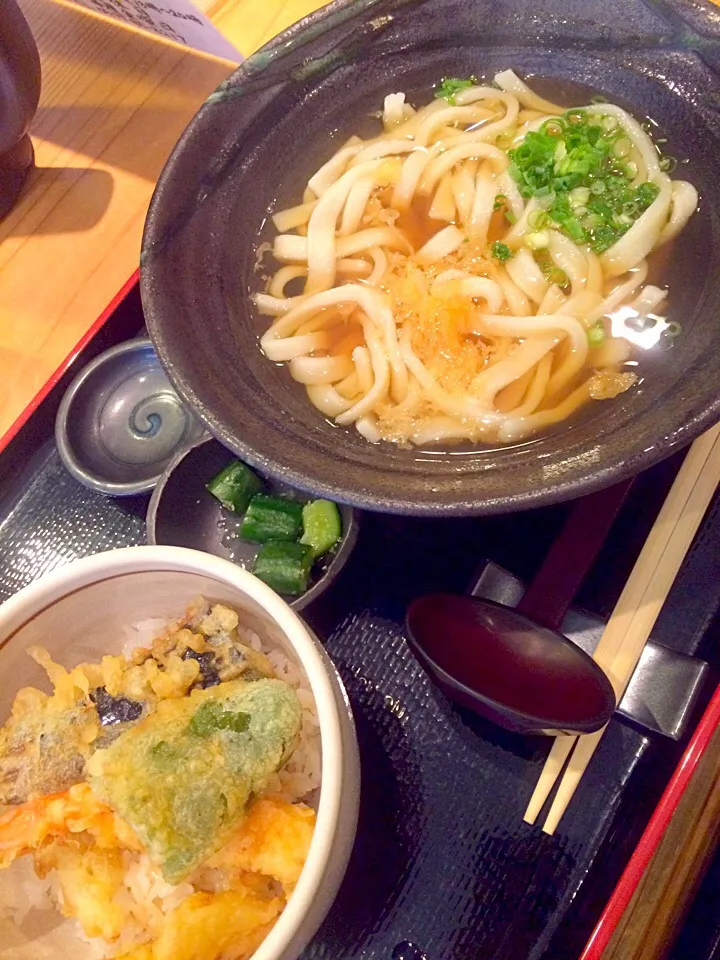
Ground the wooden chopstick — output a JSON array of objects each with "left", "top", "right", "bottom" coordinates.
[
  {"left": 543, "top": 421, "right": 720, "bottom": 833},
  {"left": 524, "top": 735, "right": 575, "bottom": 824},
  {"left": 523, "top": 420, "right": 720, "bottom": 832}
]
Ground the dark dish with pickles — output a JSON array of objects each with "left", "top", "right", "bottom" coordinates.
[{"left": 206, "top": 459, "right": 343, "bottom": 597}]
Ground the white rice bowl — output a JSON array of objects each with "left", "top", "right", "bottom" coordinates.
[{"left": 0, "top": 547, "right": 360, "bottom": 960}]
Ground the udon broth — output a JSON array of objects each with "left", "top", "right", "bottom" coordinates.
[{"left": 253, "top": 70, "right": 698, "bottom": 448}]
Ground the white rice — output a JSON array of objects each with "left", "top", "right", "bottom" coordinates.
[
  {"left": 6, "top": 607, "right": 322, "bottom": 958},
  {"left": 120, "top": 618, "right": 172, "bottom": 660}
]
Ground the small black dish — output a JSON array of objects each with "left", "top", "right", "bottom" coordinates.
[{"left": 146, "top": 436, "right": 359, "bottom": 611}]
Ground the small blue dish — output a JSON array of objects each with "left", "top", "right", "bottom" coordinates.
[{"left": 56, "top": 337, "right": 205, "bottom": 496}]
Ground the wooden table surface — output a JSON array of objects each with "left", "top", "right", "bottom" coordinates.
[
  {"left": 4, "top": 0, "right": 719, "bottom": 450},
  {"left": 0, "top": 0, "right": 326, "bottom": 448}
]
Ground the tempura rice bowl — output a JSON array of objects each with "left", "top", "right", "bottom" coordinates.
[{"left": 0, "top": 546, "right": 360, "bottom": 960}]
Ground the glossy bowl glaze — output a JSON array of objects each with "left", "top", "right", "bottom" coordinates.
[
  {"left": 0, "top": 546, "right": 360, "bottom": 960},
  {"left": 141, "top": 0, "right": 720, "bottom": 515},
  {"left": 56, "top": 337, "right": 205, "bottom": 496},
  {"left": 146, "top": 436, "right": 359, "bottom": 611}
]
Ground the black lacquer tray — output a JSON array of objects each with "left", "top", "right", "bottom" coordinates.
[{"left": 2, "top": 286, "right": 720, "bottom": 960}]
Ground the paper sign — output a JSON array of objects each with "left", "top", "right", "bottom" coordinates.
[{"left": 66, "top": 0, "right": 243, "bottom": 62}]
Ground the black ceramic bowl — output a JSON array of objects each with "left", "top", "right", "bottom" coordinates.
[
  {"left": 141, "top": 0, "right": 720, "bottom": 516},
  {"left": 146, "top": 436, "right": 358, "bottom": 611}
]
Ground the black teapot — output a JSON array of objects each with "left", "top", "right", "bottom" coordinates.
[{"left": 0, "top": 0, "right": 41, "bottom": 220}]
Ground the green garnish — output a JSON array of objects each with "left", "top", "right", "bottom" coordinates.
[
  {"left": 493, "top": 194, "right": 507, "bottom": 211},
  {"left": 188, "top": 701, "right": 250, "bottom": 737},
  {"left": 665, "top": 321, "right": 682, "bottom": 338},
  {"left": 434, "top": 76, "right": 477, "bottom": 105},
  {"left": 528, "top": 209, "right": 551, "bottom": 230},
  {"left": 252, "top": 541, "right": 314, "bottom": 596},
  {"left": 504, "top": 209, "right": 518, "bottom": 225},
  {"left": 588, "top": 322, "right": 606, "bottom": 347},
  {"left": 507, "top": 108, "right": 662, "bottom": 252},
  {"left": 240, "top": 494, "right": 304, "bottom": 543},
  {"left": 300, "top": 499, "right": 342, "bottom": 558},
  {"left": 536, "top": 255, "right": 570, "bottom": 288},
  {"left": 207, "top": 460, "right": 263, "bottom": 514},
  {"left": 547, "top": 268, "right": 569, "bottom": 287},
  {"left": 491, "top": 241, "right": 513, "bottom": 262},
  {"left": 535, "top": 251, "right": 569, "bottom": 288}
]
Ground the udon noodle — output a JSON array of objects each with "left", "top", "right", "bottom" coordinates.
[{"left": 254, "top": 70, "right": 698, "bottom": 446}]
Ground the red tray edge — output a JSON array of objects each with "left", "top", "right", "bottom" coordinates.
[{"left": 581, "top": 681, "right": 720, "bottom": 959}]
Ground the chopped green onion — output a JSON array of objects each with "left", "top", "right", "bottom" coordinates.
[
  {"left": 528, "top": 209, "right": 550, "bottom": 229},
  {"left": 570, "top": 186, "right": 590, "bottom": 207},
  {"left": 434, "top": 76, "right": 477, "bottom": 105},
  {"left": 554, "top": 140, "right": 568, "bottom": 163},
  {"left": 541, "top": 118, "right": 566, "bottom": 137},
  {"left": 612, "top": 138, "right": 631, "bottom": 158},
  {"left": 491, "top": 241, "right": 513, "bottom": 261},
  {"left": 546, "top": 267, "right": 569, "bottom": 287},
  {"left": 588, "top": 322, "right": 606, "bottom": 347},
  {"left": 637, "top": 181, "right": 660, "bottom": 205},
  {"left": 659, "top": 155, "right": 677, "bottom": 173},
  {"left": 665, "top": 321, "right": 682, "bottom": 338},
  {"left": 504, "top": 209, "right": 518, "bottom": 225},
  {"left": 493, "top": 194, "right": 507, "bottom": 211},
  {"left": 581, "top": 212, "right": 603, "bottom": 230},
  {"left": 507, "top": 102, "right": 668, "bottom": 253},
  {"left": 566, "top": 109, "right": 587, "bottom": 125},
  {"left": 563, "top": 217, "right": 586, "bottom": 242}
]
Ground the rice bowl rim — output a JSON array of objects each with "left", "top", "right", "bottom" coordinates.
[{"left": 0, "top": 545, "right": 347, "bottom": 960}]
